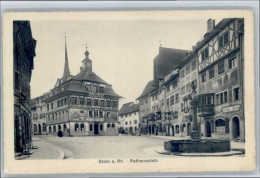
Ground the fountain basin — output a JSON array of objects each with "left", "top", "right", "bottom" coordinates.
[{"left": 164, "top": 139, "right": 230, "bottom": 153}]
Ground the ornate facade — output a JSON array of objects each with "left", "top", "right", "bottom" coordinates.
[
  {"left": 195, "top": 18, "right": 245, "bottom": 141},
  {"left": 42, "top": 38, "right": 121, "bottom": 136},
  {"left": 137, "top": 18, "right": 245, "bottom": 142}
]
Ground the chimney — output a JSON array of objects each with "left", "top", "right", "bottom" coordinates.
[{"left": 207, "top": 19, "right": 214, "bottom": 33}]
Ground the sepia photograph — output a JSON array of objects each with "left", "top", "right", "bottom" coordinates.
[{"left": 3, "top": 10, "right": 255, "bottom": 174}]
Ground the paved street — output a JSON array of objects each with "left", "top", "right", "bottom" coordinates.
[
  {"left": 29, "top": 135, "right": 245, "bottom": 159},
  {"left": 33, "top": 135, "right": 174, "bottom": 159}
]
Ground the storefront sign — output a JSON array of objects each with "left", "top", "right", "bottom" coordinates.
[{"left": 222, "top": 105, "right": 240, "bottom": 113}]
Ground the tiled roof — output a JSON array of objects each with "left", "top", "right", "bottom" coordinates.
[
  {"left": 154, "top": 47, "right": 189, "bottom": 83},
  {"left": 118, "top": 102, "right": 139, "bottom": 116},
  {"left": 136, "top": 80, "right": 156, "bottom": 100},
  {"left": 74, "top": 69, "right": 108, "bottom": 84},
  {"left": 104, "top": 87, "right": 122, "bottom": 98}
]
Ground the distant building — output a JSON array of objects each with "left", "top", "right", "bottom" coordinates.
[
  {"left": 136, "top": 80, "right": 155, "bottom": 135},
  {"left": 195, "top": 18, "right": 245, "bottom": 141},
  {"left": 14, "top": 21, "right": 36, "bottom": 155},
  {"left": 31, "top": 94, "right": 48, "bottom": 135},
  {"left": 118, "top": 102, "right": 140, "bottom": 135},
  {"left": 44, "top": 37, "right": 121, "bottom": 136},
  {"left": 137, "top": 47, "right": 189, "bottom": 135}
]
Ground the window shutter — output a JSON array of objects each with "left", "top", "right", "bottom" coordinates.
[{"left": 225, "top": 118, "right": 230, "bottom": 133}]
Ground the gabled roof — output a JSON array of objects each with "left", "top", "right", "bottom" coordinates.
[
  {"left": 118, "top": 102, "right": 139, "bottom": 116},
  {"left": 136, "top": 80, "right": 156, "bottom": 100},
  {"left": 154, "top": 47, "right": 190, "bottom": 81},
  {"left": 194, "top": 18, "right": 234, "bottom": 51},
  {"left": 105, "top": 87, "right": 122, "bottom": 98},
  {"left": 74, "top": 69, "right": 107, "bottom": 84}
]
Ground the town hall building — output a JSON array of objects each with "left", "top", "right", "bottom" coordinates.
[{"left": 43, "top": 37, "right": 121, "bottom": 136}]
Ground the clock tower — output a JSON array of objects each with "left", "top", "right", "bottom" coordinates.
[{"left": 82, "top": 46, "right": 92, "bottom": 72}]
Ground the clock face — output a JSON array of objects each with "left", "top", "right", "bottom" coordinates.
[{"left": 87, "top": 62, "right": 91, "bottom": 67}]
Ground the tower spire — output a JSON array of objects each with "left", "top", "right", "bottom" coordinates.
[{"left": 63, "top": 34, "right": 70, "bottom": 80}]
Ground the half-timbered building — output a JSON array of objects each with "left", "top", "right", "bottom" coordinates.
[{"left": 195, "top": 18, "right": 245, "bottom": 141}]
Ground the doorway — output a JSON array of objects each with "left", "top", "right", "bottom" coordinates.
[
  {"left": 38, "top": 124, "right": 41, "bottom": 134},
  {"left": 205, "top": 121, "right": 211, "bottom": 137},
  {"left": 94, "top": 123, "right": 99, "bottom": 135},
  {"left": 232, "top": 117, "right": 240, "bottom": 139}
]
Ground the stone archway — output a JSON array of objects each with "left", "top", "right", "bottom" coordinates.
[
  {"left": 205, "top": 121, "right": 211, "bottom": 137},
  {"left": 232, "top": 116, "right": 240, "bottom": 139}
]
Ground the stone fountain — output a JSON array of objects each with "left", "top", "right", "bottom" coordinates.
[{"left": 164, "top": 82, "right": 230, "bottom": 153}]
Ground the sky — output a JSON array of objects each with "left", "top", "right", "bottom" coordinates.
[{"left": 30, "top": 18, "right": 210, "bottom": 108}]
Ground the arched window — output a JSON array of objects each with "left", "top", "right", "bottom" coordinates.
[
  {"left": 112, "top": 124, "right": 115, "bottom": 128},
  {"left": 89, "top": 124, "right": 93, "bottom": 131},
  {"left": 75, "top": 123, "right": 79, "bottom": 131},
  {"left": 34, "top": 124, "right": 37, "bottom": 133},
  {"left": 58, "top": 125, "right": 61, "bottom": 130},
  {"left": 80, "top": 124, "right": 84, "bottom": 131},
  {"left": 100, "top": 124, "right": 103, "bottom": 131},
  {"left": 43, "top": 123, "right": 46, "bottom": 132},
  {"left": 49, "top": 126, "right": 52, "bottom": 133},
  {"left": 125, "top": 121, "right": 128, "bottom": 125},
  {"left": 53, "top": 126, "right": 56, "bottom": 132},
  {"left": 215, "top": 119, "right": 225, "bottom": 133},
  {"left": 107, "top": 124, "right": 111, "bottom": 128}
]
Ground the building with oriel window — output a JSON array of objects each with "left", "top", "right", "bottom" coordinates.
[
  {"left": 118, "top": 102, "right": 140, "bottom": 135},
  {"left": 43, "top": 37, "right": 121, "bottom": 136},
  {"left": 195, "top": 18, "right": 245, "bottom": 142}
]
